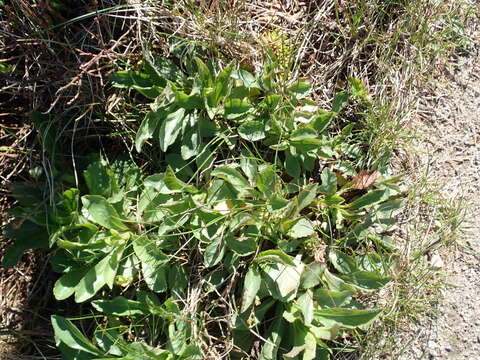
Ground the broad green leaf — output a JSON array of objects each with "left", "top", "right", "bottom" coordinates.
[
  {"left": 203, "top": 236, "right": 225, "bottom": 268},
  {"left": 115, "top": 254, "right": 138, "bottom": 287},
  {"left": 92, "top": 296, "right": 148, "bottom": 316},
  {"left": 289, "top": 128, "right": 321, "bottom": 152},
  {"left": 57, "top": 342, "right": 97, "bottom": 360},
  {"left": 260, "top": 257, "right": 304, "bottom": 302},
  {"left": 232, "top": 69, "right": 259, "bottom": 88},
  {"left": 166, "top": 299, "right": 191, "bottom": 355},
  {"left": 110, "top": 70, "right": 151, "bottom": 88},
  {"left": 256, "top": 166, "right": 277, "bottom": 196},
  {"left": 238, "top": 121, "right": 266, "bottom": 142},
  {"left": 296, "top": 184, "right": 318, "bottom": 213},
  {"left": 269, "top": 141, "right": 288, "bottom": 151},
  {"left": 313, "top": 289, "right": 355, "bottom": 308},
  {"left": 314, "top": 308, "right": 381, "bottom": 328},
  {"left": 211, "top": 167, "right": 250, "bottom": 190},
  {"left": 134, "top": 86, "right": 163, "bottom": 99},
  {"left": 229, "top": 85, "right": 250, "bottom": 99},
  {"left": 2, "top": 221, "right": 49, "bottom": 268},
  {"left": 181, "top": 120, "right": 201, "bottom": 160},
  {"left": 288, "top": 218, "right": 315, "bottom": 239},
  {"left": 267, "top": 194, "right": 290, "bottom": 212},
  {"left": 110, "top": 71, "right": 160, "bottom": 98},
  {"left": 122, "top": 341, "right": 174, "bottom": 360},
  {"left": 75, "top": 245, "right": 124, "bottom": 303},
  {"left": 51, "top": 315, "right": 102, "bottom": 355},
  {"left": 161, "top": 199, "right": 194, "bottom": 229},
  {"left": 313, "top": 110, "right": 334, "bottom": 133},
  {"left": 356, "top": 253, "right": 389, "bottom": 273},
  {"left": 294, "top": 110, "right": 315, "bottom": 124},
  {"left": 263, "top": 94, "right": 282, "bottom": 110},
  {"left": 259, "top": 306, "right": 285, "bottom": 360},
  {"left": 94, "top": 326, "right": 124, "bottom": 356},
  {"left": 290, "top": 137, "right": 322, "bottom": 152},
  {"left": 133, "top": 236, "right": 169, "bottom": 292},
  {"left": 110, "top": 157, "right": 140, "bottom": 190},
  {"left": 255, "top": 249, "right": 295, "bottom": 266},
  {"left": 282, "top": 303, "right": 300, "bottom": 324},
  {"left": 283, "top": 321, "right": 317, "bottom": 360},
  {"left": 53, "top": 267, "right": 89, "bottom": 301},
  {"left": 158, "top": 107, "right": 186, "bottom": 152},
  {"left": 341, "top": 271, "right": 392, "bottom": 290},
  {"left": 229, "top": 212, "right": 256, "bottom": 231},
  {"left": 163, "top": 166, "right": 198, "bottom": 194},
  {"left": 208, "top": 63, "right": 234, "bottom": 107},
  {"left": 135, "top": 111, "right": 160, "bottom": 153},
  {"left": 323, "top": 194, "right": 344, "bottom": 206},
  {"left": 322, "top": 269, "right": 356, "bottom": 292},
  {"left": 333, "top": 161, "right": 356, "bottom": 177},
  {"left": 81, "top": 195, "right": 128, "bottom": 231},
  {"left": 194, "top": 57, "right": 212, "bottom": 87},
  {"left": 137, "top": 291, "right": 163, "bottom": 314},
  {"left": 328, "top": 250, "right": 358, "bottom": 274},
  {"left": 331, "top": 91, "right": 349, "bottom": 113},
  {"left": 290, "top": 128, "right": 318, "bottom": 141},
  {"left": 139, "top": 187, "right": 169, "bottom": 223},
  {"left": 178, "top": 345, "right": 202, "bottom": 359},
  {"left": 302, "top": 152, "right": 316, "bottom": 172},
  {"left": 144, "top": 56, "right": 185, "bottom": 84},
  {"left": 226, "top": 231, "right": 258, "bottom": 256},
  {"left": 285, "top": 148, "right": 301, "bottom": 178},
  {"left": 62, "top": 188, "right": 79, "bottom": 213},
  {"left": 300, "top": 262, "right": 325, "bottom": 289},
  {"left": 56, "top": 239, "right": 105, "bottom": 251},
  {"left": 166, "top": 153, "right": 194, "bottom": 179},
  {"left": 196, "top": 144, "right": 215, "bottom": 173},
  {"left": 241, "top": 265, "right": 262, "bottom": 311},
  {"left": 318, "top": 168, "right": 337, "bottom": 195},
  {"left": 288, "top": 78, "right": 311, "bottom": 99},
  {"left": 224, "top": 98, "right": 252, "bottom": 119},
  {"left": 348, "top": 189, "right": 390, "bottom": 210},
  {"left": 142, "top": 174, "right": 177, "bottom": 195},
  {"left": 240, "top": 152, "right": 258, "bottom": 183},
  {"left": 296, "top": 290, "right": 314, "bottom": 325},
  {"left": 168, "top": 263, "right": 189, "bottom": 295},
  {"left": 309, "top": 323, "right": 341, "bottom": 341},
  {"left": 83, "top": 159, "right": 118, "bottom": 199},
  {"left": 376, "top": 199, "right": 403, "bottom": 219}
]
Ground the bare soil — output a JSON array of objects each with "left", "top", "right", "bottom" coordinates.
[{"left": 398, "top": 32, "right": 480, "bottom": 360}]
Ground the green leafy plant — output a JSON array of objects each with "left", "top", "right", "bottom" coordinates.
[
  {"left": 111, "top": 52, "right": 374, "bottom": 180},
  {"left": 3, "top": 55, "right": 404, "bottom": 359}
]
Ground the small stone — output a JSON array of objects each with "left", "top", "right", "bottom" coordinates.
[{"left": 430, "top": 253, "right": 445, "bottom": 270}]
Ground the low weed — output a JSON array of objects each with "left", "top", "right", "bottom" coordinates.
[
  {"left": 1, "top": 0, "right": 476, "bottom": 359},
  {"left": 4, "top": 51, "right": 405, "bottom": 359}
]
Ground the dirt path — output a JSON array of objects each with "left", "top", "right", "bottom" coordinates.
[{"left": 398, "top": 36, "right": 480, "bottom": 359}]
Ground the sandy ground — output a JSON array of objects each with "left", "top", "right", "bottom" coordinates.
[{"left": 398, "top": 36, "right": 480, "bottom": 360}]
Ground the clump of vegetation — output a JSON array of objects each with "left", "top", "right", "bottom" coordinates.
[
  {"left": 1, "top": 0, "right": 476, "bottom": 359},
  {"left": 4, "top": 50, "right": 404, "bottom": 359}
]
